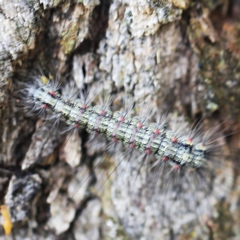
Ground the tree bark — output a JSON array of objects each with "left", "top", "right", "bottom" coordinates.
[{"left": 0, "top": 0, "right": 240, "bottom": 239}]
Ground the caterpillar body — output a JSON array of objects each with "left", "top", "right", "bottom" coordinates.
[{"left": 24, "top": 79, "right": 211, "bottom": 171}]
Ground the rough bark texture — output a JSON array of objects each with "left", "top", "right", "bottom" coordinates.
[{"left": 0, "top": 0, "right": 240, "bottom": 239}]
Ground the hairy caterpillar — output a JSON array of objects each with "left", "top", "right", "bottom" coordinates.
[
  {"left": 21, "top": 78, "right": 214, "bottom": 171},
  {"left": 5, "top": 75, "right": 237, "bottom": 239}
]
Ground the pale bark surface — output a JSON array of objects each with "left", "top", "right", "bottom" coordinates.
[{"left": 0, "top": 0, "right": 240, "bottom": 239}]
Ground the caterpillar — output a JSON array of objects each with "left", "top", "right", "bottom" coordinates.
[
  {"left": 21, "top": 78, "right": 214, "bottom": 171},
  {"left": 4, "top": 75, "right": 237, "bottom": 239}
]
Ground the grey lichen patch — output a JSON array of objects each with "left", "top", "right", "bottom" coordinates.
[
  {"left": 124, "top": 0, "right": 183, "bottom": 37},
  {"left": 0, "top": 0, "right": 40, "bottom": 82},
  {"left": 4, "top": 174, "right": 42, "bottom": 222}
]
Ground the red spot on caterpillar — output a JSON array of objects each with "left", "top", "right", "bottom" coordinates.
[
  {"left": 162, "top": 156, "right": 169, "bottom": 161},
  {"left": 113, "top": 137, "right": 118, "bottom": 143},
  {"left": 81, "top": 104, "right": 87, "bottom": 110},
  {"left": 49, "top": 90, "right": 56, "bottom": 97},
  {"left": 74, "top": 123, "right": 80, "bottom": 128},
  {"left": 42, "top": 103, "right": 48, "bottom": 109},
  {"left": 137, "top": 122, "right": 143, "bottom": 128},
  {"left": 173, "top": 165, "right": 180, "bottom": 170},
  {"left": 186, "top": 137, "right": 193, "bottom": 145},
  {"left": 145, "top": 148, "right": 151, "bottom": 155},
  {"left": 118, "top": 116, "right": 125, "bottom": 122},
  {"left": 100, "top": 110, "right": 106, "bottom": 115},
  {"left": 130, "top": 143, "right": 135, "bottom": 149},
  {"left": 154, "top": 129, "right": 160, "bottom": 134},
  {"left": 171, "top": 137, "right": 178, "bottom": 143}
]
